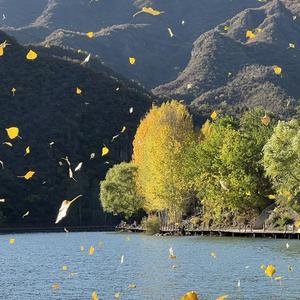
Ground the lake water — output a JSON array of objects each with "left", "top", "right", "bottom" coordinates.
[{"left": 0, "top": 232, "right": 299, "bottom": 300}]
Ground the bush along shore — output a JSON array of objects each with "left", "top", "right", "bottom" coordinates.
[{"left": 100, "top": 101, "right": 300, "bottom": 236}]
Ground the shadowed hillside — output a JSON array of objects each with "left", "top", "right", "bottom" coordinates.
[{"left": 0, "top": 30, "right": 152, "bottom": 226}]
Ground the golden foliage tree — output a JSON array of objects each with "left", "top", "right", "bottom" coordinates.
[{"left": 132, "top": 100, "right": 195, "bottom": 222}]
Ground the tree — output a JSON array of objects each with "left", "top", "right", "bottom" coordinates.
[
  {"left": 185, "top": 108, "right": 274, "bottom": 224},
  {"left": 263, "top": 119, "right": 300, "bottom": 211},
  {"left": 132, "top": 100, "right": 195, "bottom": 222},
  {"left": 99, "top": 162, "right": 144, "bottom": 219}
]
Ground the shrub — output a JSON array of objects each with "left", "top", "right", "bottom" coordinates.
[{"left": 142, "top": 215, "right": 161, "bottom": 235}]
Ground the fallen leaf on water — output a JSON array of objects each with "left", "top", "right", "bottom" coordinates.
[
  {"left": 18, "top": 171, "right": 35, "bottom": 180},
  {"left": 76, "top": 87, "right": 82, "bottom": 95},
  {"left": 86, "top": 32, "right": 94, "bottom": 38},
  {"left": 246, "top": 30, "right": 256, "bottom": 39},
  {"left": 52, "top": 283, "right": 60, "bottom": 290},
  {"left": 3, "top": 142, "right": 13, "bottom": 147},
  {"left": 24, "top": 146, "right": 30, "bottom": 156},
  {"left": 6, "top": 127, "right": 19, "bottom": 139},
  {"left": 128, "top": 284, "right": 136, "bottom": 289},
  {"left": 210, "top": 111, "right": 218, "bottom": 121},
  {"left": 9, "top": 238, "right": 15, "bottom": 245},
  {"left": 180, "top": 291, "right": 199, "bottom": 300},
  {"left": 133, "top": 7, "right": 163, "bottom": 17},
  {"left": 216, "top": 295, "right": 229, "bottom": 300},
  {"left": 273, "top": 66, "right": 282, "bottom": 75},
  {"left": 211, "top": 252, "right": 217, "bottom": 258},
  {"left": 22, "top": 211, "right": 29, "bottom": 218},
  {"left": 114, "top": 292, "right": 121, "bottom": 299},
  {"left": 265, "top": 264, "right": 276, "bottom": 277},
  {"left": 89, "top": 246, "right": 95, "bottom": 256},
  {"left": 102, "top": 146, "right": 109, "bottom": 157},
  {"left": 129, "top": 57, "right": 136, "bottom": 65},
  {"left": 62, "top": 265, "right": 68, "bottom": 271}
]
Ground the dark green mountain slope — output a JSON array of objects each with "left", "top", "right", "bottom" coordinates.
[
  {"left": 153, "top": 0, "right": 300, "bottom": 119},
  {"left": 0, "top": 31, "right": 152, "bottom": 227}
]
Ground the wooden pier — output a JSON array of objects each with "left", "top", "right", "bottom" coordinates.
[{"left": 116, "top": 224, "right": 300, "bottom": 239}]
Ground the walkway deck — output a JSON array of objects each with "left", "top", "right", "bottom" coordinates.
[{"left": 116, "top": 225, "right": 300, "bottom": 239}]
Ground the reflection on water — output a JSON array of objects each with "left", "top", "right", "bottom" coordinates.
[{"left": 0, "top": 232, "right": 299, "bottom": 299}]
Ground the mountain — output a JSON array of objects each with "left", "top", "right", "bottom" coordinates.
[
  {"left": 0, "top": 30, "right": 152, "bottom": 227},
  {"left": 153, "top": 0, "right": 300, "bottom": 119},
  {"left": 0, "top": 0, "right": 264, "bottom": 88}
]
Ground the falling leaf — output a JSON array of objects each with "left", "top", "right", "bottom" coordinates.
[
  {"left": 102, "top": 146, "right": 109, "bottom": 157},
  {"left": 76, "top": 87, "right": 82, "bottom": 95},
  {"left": 86, "top": 32, "right": 94, "bottom": 38},
  {"left": 265, "top": 264, "right": 276, "bottom": 277},
  {"left": 129, "top": 57, "right": 136, "bottom": 65},
  {"left": 211, "top": 252, "right": 217, "bottom": 258},
  {"left": 74, "top": 162, "right": 83, "bottom": 172},
  {"left": 169, "top": 247, "right": 176, "bottom": 259},
  {"left": 168, "top": 27, "right": 175, "bottom": 38},
  {"left": 52, "top": 283, "right": 60, "bottom": 290},
  {"left": 6, "top": 127, "right": 19, "bottom": 139},
  {"left": 133, "top": 7, "right": 163, "bottom": 17},
  {"left": 216, "top": 295, "right": 229, "bottom": 300},
  {"left": 3, "top": 142, "right": 13, "bottom": 147},
  {"left": 24, "top": 146, "right": 30, "bottom": 156},
  {"left": 273, "top": 66, "right": 282, "bottom": 75},
  {"left": 128, "top": 284, "right": 136, "bottom": 289},
  {"left": 18, "top": 171, "right": 35, "bottom": 180},
  {"left": 289, "top": 43, "right": 296, "bottom": 49},
  {"left": 92, "top": 291, "right": 99, "bottom": 300},
  {"left": 22, "top": 211, "right": 29, "bottom": 218},
  {"left": 26, "top": 49, "right": 38, "bottom": 60},
  {"left": 89, "top": 246, "right": 95, "bottom": 256},
  {"left": 180, "top": 291, "right": 199, "bottom": 300},
  {"left": 261, "top": 114, "right": 271, "bottom": 126},
  {"left": 256, "top": 28, "right": 263, "bottom": 33},
  {"left": 11, "top": 87, "right": 16, "bottom": 96},
  {"left": 55, "top": 195, "right": 83, "bottom": 224},
  {"left": 81, "top": 53, "right": 91, "bottom": 64},
  {"left": 246, "top": 30, "right": 256, "bottom": 39},
  {"left": 9, "top": 238, "right": 15, "bottom": 245},
  {"left": 210, "top": 111, "right": 218, "bottom": 121}
]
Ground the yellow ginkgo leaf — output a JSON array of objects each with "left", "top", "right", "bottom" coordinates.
[
  {"left": 0, "top": 47, "right": 4, "bottom": 56},
  {"left": 86, "top": 32, "right": 94, "bottom": 38},
  {"left": 246, "top": 30, "right": 256, "bottom": 39},
  {"left": 102, "top": 146, "right": 109, "bottom": 157},
  {"left": 89, "top": 246, "right": 95, "bottom": 256},
  {"left": 273, "top": 66, "right": 282, "bottom": 75},
  {"left": 9, "top": 238, "right": 15, "bottom": 245},
  {"left": 24, "top": 146, "right": 30, "bottom": 156},
  {"left": 129, "top": 57, "right": 136, "bottom": 65},
  {"left": 261, "top": 114, "right": 271, "bottom": 126},
  {"left": 18, "top": 171, "right": 35, "bottom": 180},
  {"left": 76, "top": 87, "right": 82, "bottom": 95},
  {"left": 180, "top": 291, "right": 199, "bottom": 300},
  {"left": 216, "top": 295, "right": 229, "bottom": 300},
  {"left": 6, "top": 127, "right": 19, "bottom": 139},
  {"left": 210, "top": 111, "right": 218, "bottom": 121},
  {"left": 265, "top": 264, "right": 276, "bottom": 277},
  {"left": 92, "top": 291, "right": 99, "bottom": 300},
  {"left": 133, "top": 7, "right": 163, "bottom": 17},
  {"left": 26, "top": 49, "right": 38, "bottom": 60},
  {"left": 52, "top": 283, "right": 60, "bottom": 290}
]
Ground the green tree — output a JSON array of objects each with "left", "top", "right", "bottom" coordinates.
[
  {"left": 263, "top": 119, "right": 300, "bottom": 211},
  {"left": 99, "top": 162, "right": 144, "bottom": 219},
  {"left": 185, "top": 109, "right": 274, "bottom": 224}
]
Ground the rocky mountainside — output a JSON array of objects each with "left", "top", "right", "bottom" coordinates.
[
  {"left": 0, "top": 0, "right": 264, "bottom": 88},
  {"left": 153, "top": 0, "right": 300, "bottom": 118}
]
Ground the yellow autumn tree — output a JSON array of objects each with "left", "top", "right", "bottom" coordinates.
[{"left": 132, "top": 100, "right": 195, "bottom": 222}]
